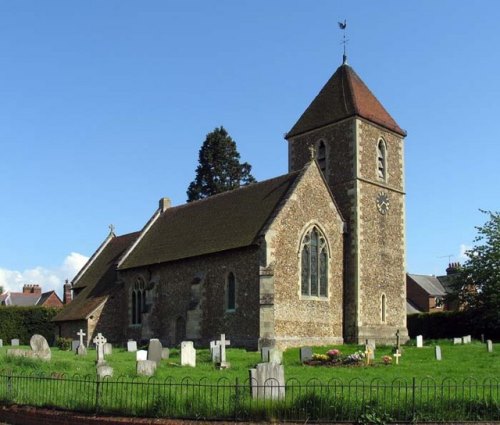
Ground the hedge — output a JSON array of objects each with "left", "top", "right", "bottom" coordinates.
[
  {"left": 407, "top": 310, "right": 499, "bottom": 341},
  {"left": 0, "top": 306, "right": 59, "bottom": 345}
]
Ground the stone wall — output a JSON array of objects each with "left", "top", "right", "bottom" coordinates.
[{"left": 262, "top": 161, "right": 344, "bottom": 349}]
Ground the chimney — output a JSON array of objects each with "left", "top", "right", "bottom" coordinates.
[
  {"left": 159, "top": 197, "right": 171, "bottom": 213},
  {"left": 23, "top": 284, "right": 42, "bottom": 295},
  {"left": 446, "top": 262, "right": 461, "bottom": 275},
  {"left": 63, "top": 279, "right": 72, "bottom": 304}
]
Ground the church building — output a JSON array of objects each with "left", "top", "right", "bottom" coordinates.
[{"left": 53, "top": 59, "right": 409, "bottom": 348}]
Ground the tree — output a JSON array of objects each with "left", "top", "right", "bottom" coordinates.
[
  {"left": 452, "top": 210, "right": 500, "bottom": 334},
  {"left": 187, "top": 126, "right": 256, "bottom": 202}
]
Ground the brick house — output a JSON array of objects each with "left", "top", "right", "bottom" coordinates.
[
  {"left": 54, "top": 59, "right": 410, "bottom": 348},
  {"left": 0, "top": 284, "right": 63, "bottom": 308}
]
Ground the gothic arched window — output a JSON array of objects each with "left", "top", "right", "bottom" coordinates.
[
  {"left": 377, "top": 139, "right": 387, "bottom": 181},
  {"left": 226, "top": 272, "right": 236, "bottom": 311},
  {"left": 381, "top": 293, "right": 387, "bottom": 322},
  {"left": 131, "top": 278, "right": 146, "bottom": 325},
  {"left": 301, "top": 226, "right": 328, "bottom": 297},
  {"left": 317, "top": 140, "right": 327, "bottom": 175}
]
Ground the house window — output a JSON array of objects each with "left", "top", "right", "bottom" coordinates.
[
  {"left": 131, "top": 278, "right": 146, "bottom": 325},
  {"left": 381, "top": 294, "right": 387, "bottom": 322},
  {"left": 435, "top": 297, "right": 443, "bottom": 308},
  {"left": 300, "top": 226, "right": 328, "bottom": 297},
  {"left": 317, "top": 140, "right": 327, "bottom": 175},
  {"left": 377, "top": 139, "right": 387, "bottom": 181},
  {"left": 226, "top": 272, "right": 236, "bottom": 311}
]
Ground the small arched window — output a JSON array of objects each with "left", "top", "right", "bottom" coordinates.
[
  {"left": 317, "top": 140, "right": 327, "bottom": 175},
  {"left": 381, "top": 294, "right": 387, "bottom": 323},
  {"left": 300, "top": 226, "right": 328, "bottom": 297},
  {"left": 226, "top": 272, "right": 236, "bottom": 311},
  {"left": 131, "top": 278, "right": 146, "bottom": 325},
  {"left": 377, "top": 139, "right": 387, "bottom": 181}
]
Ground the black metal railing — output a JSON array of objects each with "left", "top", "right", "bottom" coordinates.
[{"left": 0, "top": 370, "right": 498, "bottom": 422}]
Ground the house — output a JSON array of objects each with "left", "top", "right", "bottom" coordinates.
[
  {"left": 54, "top": 58, "right": 410, "bottom": 348},
  {"left": 0, "top": 284, "right": 63, "bottom": 308}
]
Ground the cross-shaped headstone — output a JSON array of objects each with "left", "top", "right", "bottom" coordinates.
[
  {"left": 393, "top": 349, "right": 401, "bottom": 365},
  {"left": 217, "top": 334, "right": 231, "bottom": 363},
  {"left": 93, "top": 333, "right": 107, "bottom": 364},
  {"left": 77, "top": 329, "right": 86, "bottom": 347}
]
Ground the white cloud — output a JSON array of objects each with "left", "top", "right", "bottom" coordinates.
[
  {"left": 0, "top": 252, "right": 89, "bottom": 297},
  {"left": 458, "top": 244, "right": 472, "bottom": 262}
]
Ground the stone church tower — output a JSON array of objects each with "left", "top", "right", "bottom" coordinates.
[{"left": 286, "top": 62, "right": 409, "bottom": 344}]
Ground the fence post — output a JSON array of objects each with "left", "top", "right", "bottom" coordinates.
[
  {"left": 234, "top": 377, "right": 240, "bottom": 420},
  {"left": 95, "top": 376, "right": 100, "bottom": 414},
  {"left": 412, "top": 377, "right": 416, "bottom": 421}
]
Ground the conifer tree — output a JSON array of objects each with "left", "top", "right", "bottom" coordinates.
[{"left": 187, "top": 127, "right": 256, "bottom": 202}]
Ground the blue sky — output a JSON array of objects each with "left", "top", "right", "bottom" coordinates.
[{"left": 0, "top": 1, "right": 498, "bottom": 296}]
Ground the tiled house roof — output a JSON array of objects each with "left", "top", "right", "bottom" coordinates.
[
  {"left": 118, "top": 172, "right": 301, "bottom": 270},
  {"left": 0, "top": 290, "right": 62, "bottom": 307},
  {"left": 53, "top": 231, "right": 139, "bottom": 322},
  {"left": 287, "top": 64, "right": 406, "bottom": 138},
  {"left": 407, "top": 273, "right": 447, "bottom": 296}
]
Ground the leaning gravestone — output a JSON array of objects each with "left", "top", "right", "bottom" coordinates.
[
  {"left": 30, "top": 334, "right": 51, "bottom": 361},
  {"left": 180, "top": 341, "right": 196, "bottom": 367},
  {"left": 416, "top": 335, "right": 423, "bottom": 348},
  {"left": 11, "top": 339, "right": 19, "bottom": 346},
  {"left": 147, "top": 339, "right": 163, "bottom": 365},
  {"left": 487, "top": 340, "right": 493, "bottom": 353},
  {"left": 96, "top": 364, "right": 113, "bottom": 379},
  {"left": 300, "top": 347, "right": 313, "bottom": 363},
  {"left": 453, "top": 337, "right": 462, "bottom": 345},
  {"left": 137, "top": 360, "right": 157, "bottom": 376},
  {"left": 249, "top": 362, "right": 285, "bottom": 400},
  {"left": 269, "top": 348, "right": 283, "bottom": 364},
  {"left": 71, "top": 340, "right": 80, "bottom": 352},
  {"left": 435, "top": 345, "right": 442, "bottom": 361},
  {"left": 127, "top": 340, "right": 137, "bottom": 352},
  {"left": 261, "top": 346, "right": 271, "bottom": 362},
  {"left": 136, "top": 350, "right": 148, "bottom": 361}
]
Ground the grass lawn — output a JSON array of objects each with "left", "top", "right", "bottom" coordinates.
[{"left": 0, "top": 340, "right": 498, "bottom": 383}]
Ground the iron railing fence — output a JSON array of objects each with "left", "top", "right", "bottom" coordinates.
[{"left": 0, "top": 370, "right": 498, "bottom": 422}]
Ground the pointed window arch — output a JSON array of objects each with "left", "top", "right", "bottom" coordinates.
[
  {"left": 226, "top": 272, "right": 236, "bottom": 311},
  {"left": 317, "top": 140, "right": 327, "bottom": 175},
  {"left": 377, "top": 139, "right": 387, "bottom": 181},
  {"left": 131, "top": 277, "right": 146, "bottom": 325},
  {"left": 300, "top": 226, "right": 329, "bottom": 297}
]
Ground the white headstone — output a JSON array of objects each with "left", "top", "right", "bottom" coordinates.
[
  {"left": 416, "top": 335, "right": 423, "bottom": 348},
  {"left": 453, "top": 337, "right": 462, "bottom": 345},
  {"left": 11, "top": 339, "right": 19, "bottom": 346},
  {"left": 104, "top": 343, "right": 112, "bottom": 356},
  {"left": 393, "top": 349, "right": 401, "bottom": 365},
  {"left": 136, "top": 350, "right": 148, "bottom": 361},
  {"left": 0, "top": 339, "right": 3, "bottom": 347},
  {"left": 487, "top": 340, "right": 493, "bottom": 353},
  {"left": 180, "top": 341, "right": 196, "bottom": 367},
  {"left": 435, "top": 345, "right": 442, "bottom": 361},
  {"left": 93, "top": 333, "right": 107, "bottom": 365},
  {"left": 249, "top": 362, "right": 285, "bottom": 400},
  {"left": 127, "top": 340, "right": 137, "bottom": 352},
  {"left": 76, "top": 329, "right": 86, "bottom": 353},
  {"left": 137, "top": 360, "right": 157, "bottom": 376},
  {"left": 462, "top": 335, "right": 471, "bottom": 344}
]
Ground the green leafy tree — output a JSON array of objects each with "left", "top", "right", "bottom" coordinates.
[
  {"left": 187, "top": 126, "right": 256, "bottom": 202},
  {"left": 452, "top": 210, "right": 500, "bottom": 333}
]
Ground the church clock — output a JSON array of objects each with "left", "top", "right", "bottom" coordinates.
[{"left": 376, "top": 192, "right": 390, "bottom": 215}]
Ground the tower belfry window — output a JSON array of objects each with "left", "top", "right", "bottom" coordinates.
[
  {"left": 317, "top": 141, "right": 327, "bottom": 175},
  {"left": 377, "top": 140, "right": 387, "bottom": 181}
]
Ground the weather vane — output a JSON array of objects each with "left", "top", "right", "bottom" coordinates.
[{"left": 338, "top": 19, "right": 348, "bottom": 64}]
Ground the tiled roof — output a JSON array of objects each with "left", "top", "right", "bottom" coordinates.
[
  {"left": 37, "top": 291, "right": 62, "bottom": 306},
  {"left": 53, "top": 232, "right": 139, "bottom": 322},
  {"left": 119, "top": 171, "right": 301, "bottom": 270},
  {"left": 408, "top": 273, "right": 447, "bottom": 296},
  {"left": 407, "top": 300, "right": 422, "bottom": 315},
  {"left": 5, "top": 293, "right": 40, "bottom": 306},
  {"left": 287, "top": 64, "right": 406, "bottom": 138}
]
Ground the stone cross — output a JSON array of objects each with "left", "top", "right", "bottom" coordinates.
[
  {"left": 93, "top": 333, "right": 107, "bottom": 364},
  {"left": 77, "top": 329, "right": 86, "bottom": 347},
  {"left": 393, "top": 349, "right": 401, "bottom": 365},
  {"left": 217, "top": 334, "right": 230, "bottom": 363}
]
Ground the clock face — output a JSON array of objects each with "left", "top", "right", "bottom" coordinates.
[{"left": 376, "top": 192, "right": 390, "bottom": 215}]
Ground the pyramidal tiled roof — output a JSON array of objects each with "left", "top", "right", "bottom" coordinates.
[{"left": 287, "top": 64, "right": 406, "bottom": 138}]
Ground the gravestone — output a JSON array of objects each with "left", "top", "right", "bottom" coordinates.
[
  {"left": 416, "top": 335, "right": 423, "bottom": 348},
  {"left": 71, "top": 340, "right": 80, "bottom": 352},
  {"left": 261, "top": 347, "right": 271, "bottom": 362},
  {"left": 365, "top": 341, "right": 375, "bottom": 360},
  {"left": 127, "top": 340, "right": 137, "bottom": 352},
  {"left": 215, "top": 334, "right": 231, "bottom": 369},
  {"left": 76, "top": 329, "right": 87, "bottom": 356},
  {"left": 96, "top": 364, "right": 113, "bottom": 379},
  {"left": 137, "top": 360, "right": 157, "bottom": 376},
  {"left": 462, "top": 335, "right": 471, "bottom": 344},
  {"left": 487, "top": 340, "right": 493, "bottom": 353},
  {"left": 136, "top": 350, "right": 148, "bottom": 361},
  {"left": 300, "top": 347, "right": 313, "bottom": 363},
  {"left": 269, "top": 348, "right": 283, "bottom": 364},
  {"left": 7, "top": 348, "right": 27, "bottom": 358},
  {"left": 367, "top": 339, "right": 376, "bottom": 350},
  {"left": 11, "top": 339, "right": 19, "bottom": 346},
  {"left": 30, "top": 334, "right": 51, "bottom": 361},
  {"left": 147, "top": 339, "right": 163, "bottom": 365},
  {"left": 435, "top": 345, "right": 442, "bottom": 361},
  {"left": 180, "top": 341, "right": 196, "bottom": 367},
  {"left": 249, "top": 362, "right": 285, "bottom": 400},
  {"left": 453, "top": 337, "right": 462, "bottom": 345},
  {"left": 93, "top": 333, "right": 107, "bottom": 365},
  {"left": 161, "top": 348, "right": 170, "bottom": 359},
  {"left": 393, "top": 349, "right": 401, "bottom": 365},
  {"left": 211, "top": 342, "right": 221, "bottom": 363},
  {"left": 0, "top": 339, "right": 3, "bottom": 347},
  {"left": 104, "top": 343, "right": 112, "bottom": 356},
  {"left": 481, "top": 334, "right": 485, "bottom": 343}
]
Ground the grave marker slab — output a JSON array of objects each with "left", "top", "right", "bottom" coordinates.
[
  {"left": 435, "top": 345, "right": 442, "bottom": 361},
  {"left": 137, "top": 360, "right": 157, "bottom": 376},
  {"left": 416, "top": 335, "right": 423, "bottom": 348},
  {"left": 77, "top": 344, "right": 87, "bottom": 356},
  {"left": 249, "top": 362, "right": 285, "bottom": 400},
  {"left": 462, "top": 335, "right": 471, "bottom": 344},
  {"left": 136, "top": 350, "right": 148, "bottom": 361},
  {"left": 453, "top": 337, "right": 462, "bottom": 345},
  {"left": 487, "top": 340, "right": 493, "bottom": 353},
  {"left": 96, "top": 364, "right": 113, "bottom": 379},
  {"left": 72, "top": 340, "right": 80, "bottom": 352},
  {"left": 93, "top": 333, "right": 107, "bottom": 365},
  {"left": 30, "top": 334, "right": 51, "bottom": 361},
  {"left": 261, "top": 347, "right": 271, "bottom": 362},
  {"left": 11, "top": 339, "right": 19, "bottom": 346},
  {"left": 0, "top": 339, "right": 3, "bottom": 347},
  {"left": 269, "top": 348, "right": 283, "bottom": 364},
  {"left": 147, "top": 339, "right": 163, "bottom": 365},
  {"left": 127, "top": 340, "right": 137, "bottom": 352},
  {"left": 161, "top": 347, "right": 170, "bottom": 359},
  {"left": 300, "top": 347, "right": 313, "bottom": 363},
  {"left": 180, "top": 341, "right": 196, "bottom": 367}
]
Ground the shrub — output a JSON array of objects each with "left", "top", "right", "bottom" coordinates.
[
  {"left": 0, "top": 306, "right": 58, "bottom": 345},
  {"left": 55, "top": 337, "right": 72, "bottom": 351}
]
